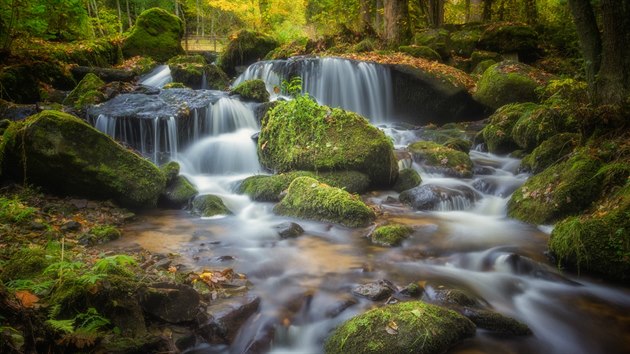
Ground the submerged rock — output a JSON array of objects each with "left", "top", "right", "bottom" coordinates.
[
  {"left": 274, "top": 221, "right": 305, "bottom": 239},
  {"left": 409, "top": 140, "right": 473, "bottom": 178},
  {"left": 273, "top": 177, "right": 375, "bottom": 228},
  {"left": 400, "top": 184, "right": 479, "bottom": 211},
  {"left": 258, "top": 97, "right": 398, "bottom": 187},
  {"left": 370, "top": 224, "right": 414, "bottom": 246},
  {"left": 352, "top": 279, "right": 397, "bottom": 301},
  {"left": 0, "top": 111, "right": 166, "bottom": 208},
  {"left": 324, "top": 301, "right": 475, "bottom": 354},
  {"left": 122, "top": 8, "right": 184, "bottom": 62},
  {"left": 201, "top": 294, "right": 261, "bottom": 344},
  {"left": 192, "top": 194, "right": 231, "bottom": 217},
  {"left": 139, "top": 282, "right": 200, "bottom": 323}
]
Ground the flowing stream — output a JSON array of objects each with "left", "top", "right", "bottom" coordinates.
[{"left": 101, "top": 58, "right": 629, "bottom": 354}]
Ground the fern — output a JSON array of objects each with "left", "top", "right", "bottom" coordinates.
[
  {"left": 75, "top": 308, "right": 110, "bottom": 333},
  {"left": 91, "top": 255, "right": 136, "bottom": 274},
  {"left": 6, "top": 279, "right": 55, "bottom": 295},
  {"left": 77, "top": 273, "right": 106, "bottom": 285},
  {"left": 43, "top": 260, "right": 84, "bottom": 277},
  {"left": 46, "top": 319, "right": 75, "bottom": 334}
]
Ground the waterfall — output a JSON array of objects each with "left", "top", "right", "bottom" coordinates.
[
  {"left": 207, "top": 97, "right": 258, "bottom": 135},
  {"left": 234, "top": 57, "right": 394, "bottom": 123},
  {"left": 139, "top": 65, "right": 172, "bottom": 88}
]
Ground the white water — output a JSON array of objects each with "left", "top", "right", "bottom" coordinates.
[
  {"left": 100, "top": 58, "right": 629, "bottom": 354},
  {"left": 139, "top": 64, "right": 172, "bottom": 88}
]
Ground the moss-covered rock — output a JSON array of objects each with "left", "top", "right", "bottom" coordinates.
[
  {"left": 1, "top": 110, "right": 166, "bottom": 208},
  {"left": 264, "top": 38, "right": 308, "bottom": 60},
  {"left": 122, "top": 8, "right": 184, "bottom": 62},
  {"left": 0, "top": 61, "right": 75, "bottom": 104},
  {"left": 520, "top": 133, "right": 580, "bottom": 173},
  {"left": 159, "top": 175, "right": 198, "bottom": 208},
  {"left": 409, "top": 141, "right": 473, "bottom": 178},
  {"left": 167, "top": 55, "right": 206, "bottom": 88},
  {"left": 393, "top": 168, "right": 422, "bottom": 193},
  {"left": 353, "top": 38, "right": 377, "bottom": 53},
  {"left": 549, "top": 184, "right": 630, "bottom": 281},
  {"left": 507, "top": 149, "right": 603, "bottom": 224},
  {"left": 162, "top": 82, "right": 188, "bottom": 89},
  {"left": 370, "top": 224, "right": 414, "bottom": 246},
  {"left": 443, "top": 138, "right": 472, "bottom": 153},
  {"left": 218, "top": 30, "right": 278, "bottom": 76},
  {"left": 460, "top": 308, "right": 532, "bottom": 336},
  {"left": 204, "top": 64, "right": 231, "bottom": 90},
  {"left": 473, "top": 61, "right": 551, "bottom": 110},
  {"left": 480, "top": 102, "right": 538, "bottom": 154},
  {"left": 192, "top": 194, "right": 231, "bottom": 217},
  {"left": 231, "top": 79, "right": 270, "bottom": 103},
  {"left": 258, "top": 96, "right": 398, "bottom": 187},
  {"left": 413, "top": 28, "right": 450, "bottom": 58},
  {"left": 80, "top": 225, "right": 122, "bottom": 245},
  {"left": 511, "top": 105, "right": 572, "bottom": 152},
  {"left": 274, "top": 177, "right": 375, "bottom": 228},
  {"left": 470, "top": 50, "right": 502, "bottom": 70},
  {"left": 0, "top": 246, "right": 50, "bottom": 282},
  {"left": 471, "top": 59, "right": 497, "bottom": 76},
  {"left": 160, "top": 161, "right": 180, "bottom": 184},
  {"left": 324, "top": 301, "right": 475, "bottom": 354},
  {"left": 63, "top": 73, "right": 106, "bottom": 109},
  {"left": 448, "top": 29, "right": 482, "bottom": 57},
  {"left": 478, "top": 23, "right": 539, "bottom": 62},
  {"left": 398, "top": 45, "right": 441, "bottom": 61}
]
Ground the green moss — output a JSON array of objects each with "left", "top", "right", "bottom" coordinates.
[
  {"left": 444, "top": 138, "right": 472, "bottom": 153},
  {"left": 507, "top": 149, "right": 603, "bottom": 224},
  {"left": 449, "top": 29, "right": 482, "bottom": 57},
  {"left": 0, "top": 196, "right": 36, "bottom": 224},
  {"left": 218, "top": 30, "right": 278, "bottom": 76},
  {"left": 473, "top": 61, "right": 549, "bottom": 110},
  {"left": 408, "top": 141, "right": 473, "bottom": 178},
  {"left": 471, "top": 59, "right": 497, "bottom": 76},
  {"left": 160, "top": 161, "right": 180, "bottom": 185},
  {"left": 2, "top": 110, "right": 166, "bottom": 208},
  {"left": 478, "top": 24, "right": 539, "bottom": 62},
  {"left": 511, "top": 105, "right": 572, "bottom": 152},
  {"left": 163, "top": 82, "right": 187, "bottom": 89},
  {"left": 481, "top": 102, "right": 538, "bottom": 154},
  {"left": 392, "top": 168, "right": 422, "bottom": 193},
  {"left": 398, "top": 45, "right": 441, "bottom": 61},
  {"left": 0, "top": 246, "right": 50, "bottom": 282},
  {"left": 470, "top": 51, "right": 502, "bottom": 68},
  {"left": 122, "top": 8, "right": 184, "bottom": 62},
  {"left": 63, "top": 73, "right": 106, "bottom": 109},
  {"left": 413, "top": 29, "right": 450, "bottom": 58},
  {"left": 264, "top": 38, "right": 308, "bottom": 60},
  {"left": 520, "top": 133, "right": 580, "bottom": 173},
  {"left": 274, "top": 177, "right": 375, "bottom": 228},
  {"left": 549, "top": 185, "right": 629, "bottom": 281},
  {"left": 82, "top": 225, "right": 121, "bottom": 245},
  {"left": 324, "top": 301, "right": 475, "bottom": 354},
  {"left": 192, "top": 195, "right": 231, "bottom": 217},
  {"left": 371, "top": 224, "right": 413, "bottom": 246},
  {"left": 161, "top": 175, "right": 198, "bottom": 207},
  {"left": 231, "top": 79, "right": 270, "bottom": 103},
  {"left": 204, "top": 64, "right": 230, "bottom": 90},
  {"left": 353, "top": 38, "right": 377, "bottom": 53},
  {"left": 258, "top": 96, "right": 398, "bottom": 187}
]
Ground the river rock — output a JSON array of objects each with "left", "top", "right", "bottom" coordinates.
[
  {"left": 400, "top": 184, "right": 479, "bottom": 211},
  {"left": 520, "top": 133, "right": 580, "bottom": 173},
  {"left": 471, "top": 176, "right": 522, "bottom": 197},
  {"left": 392, "top": 168, "right": 422, "bottom": 192},
  {"left": 0, "top": 111, "right": 166, "bottom": 208},
  {"left": 192, "top": 195, "right": 231, "bottom": 217},
  {"left": 139, "top": 282, "right": 200, "bottom": 323},
  {"left": 63, "top": 72, "right": 106, "bottom": 110},
  {"left": 201, "top": 294, "right": 261, "bottom": 344},
  {"left": 409, "top": 140, "right": 473, "bottom": 178},
  {"left": 370, "top": 224, "right": 414, "bottom": 247},
  {"left": 70, "top": 66, "right": 136, "bottom": 83},
  {"left": 479, "top": 102, "right": 538, "bottom": 154},
  {"left": 218, "top": 30, "right": 278, "bottom": 76},
  {"left": 460, "top": 307, "right": 532, "bottom": 336},
  {"left": 273, "top": 177, "right": 375, "bottom": 228},
  {"left": 273, "top": 221, "right": 305, "bottom": 239},
  {"left": 231, "top": 79, "right": 270, "bottom": 103},
  {"left": 352, "top": 279, "right": 397, "bottom": 301},
  {"left": 324, "top": 301, "right": 476, "bottom": 354},
  {"left": 122, "top": 8, "right": 184, "bottom": 62},
  {"left": 258, "top": 97, "right": 398, "bottom": 187},
  {"left": 159, "top": 175, "right": 198, "bottom": 209}
]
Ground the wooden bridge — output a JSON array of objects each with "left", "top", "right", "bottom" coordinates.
[{"left": 182, "top": 35, "right": 226, "bottom": 52}]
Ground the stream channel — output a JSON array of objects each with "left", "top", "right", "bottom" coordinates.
[{"left": 94, "top": 57, "right": 629, "bottom": 354}]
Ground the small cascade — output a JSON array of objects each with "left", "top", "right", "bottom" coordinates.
[
  {"left": 234, "top": 57, "right": 393, "bottom": 123},
  {"left": 200, "top": 69, "right": 208, "bottom": 90},
  {"left": 139, "top": 65, "right": 172, "bottom": 88},
  {"left": 207, "top": 97, "right": 258, "bottom": 135}
]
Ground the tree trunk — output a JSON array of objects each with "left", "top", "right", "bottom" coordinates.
[
  {"left": 427, "top": 0, "right": 443, "bottom": 27},
  {"left": 465, "top": 0, "right": 471, "bottom": 22},
  {"left": 375, "top": 0, "right": 383, "bottom": 35},
  {"left": 524, "top": 0, "right": 537, "bottom": 24},
  {"left": 196, "top": 0, "right": 200, "bottom": 35},
  {"left": 568, "top": 0, "right": 601, "bottom": 100},
  {"left": 482, "top": 0, "right": 492, "bottom": 21},
  {"left": 116, "top": 0, "right": 123, "bottom": 34},
  {"left": 470, "top": 0, "right": 482, "bottom": 22},
  {"left": 384, "top": 0, "right": 410, "bottom": 46},
  {"left": 360, "top": 0, "right": 374, "bottom": 33},
  {"left": 595, "top": 0, "right": 627, "bottom": 105},
  {"left": 91, "top": 0, "right": 105, "bottom": 36},
  {"left": 125, "top": 0, "right": 132, "bottom": 28}
]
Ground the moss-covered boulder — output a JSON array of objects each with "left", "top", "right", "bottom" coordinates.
[
  {"left": 480, "top": 102, "right": 538, "bottom": 154},
  {"left": 392, "top": 168, "right": 422, "bottom": 193},
  {"left": 511, "top": 105, "right": 572, "bottom": 152},
  {"left": 0, "top": 61, "right": 75, "bottom": 104},
  {"left": 265, "top": 38, "right": 309, "bottom": 60},
  {"left": 231, "top": 79, "right": 270, "bottom": 103},
  {"left": 1, "top": 111, "right": 166, "bottom": 208},
  {"left": 122, "top": 8, "right": 184, "bottom": 62},
  {"left": 218, "top": 30, "right": 278, "bottom": 76},
  {"left": 324, "top": 301, "right": 475, "bottom": 354},
  {"left": 274, "top": 177, "right": 375, "bottom": 228},
  {"left": 258, "top": 97, "right": 398, "bottom": 187},
  {"left": 192, "top": 194, "right": 231, "bottom": 217},
  {"left": 470, "top": 51, "right": 502, "bottom": 70},
  {"left": 478, "top": 23, "right": 539, "bottom": 62},
  {"left": 443, "top": 138, "right": 472, "bottom": 153},
  {"left": 413, "top": 28, "right": 450, "bottom": 58},
  {"left": 520, "top": 133, "right": 580, "bottom": 173},
  {"left": 549, "top": 184, "right": 630, "bottom": 281},
  {"left": 409, "top": 141, "right": 473, "bottom": 178},
  {"left": 398, "top": 45, "right": 441, "bottom": 61},
  {"left": 370, "top": 224, "right": 414, "bottom": 246},
  {"left": 159, "top": 175, "right": 198, "bottom": 208},
  {"left": 205, "top": 64, "right": 231, "bottom": 90},
  {"left": 449, "top": 29, "right": 482, "bottom": 57},
  {"left": 507, "top": 149, "right": 603, "bottom": 224},
  {"left": 63, "top": 73, "right": 106, "bottom": 109},
  {"left": 162, "top": 82, "right": 188, "bottom": 89},
  {"left": 160, "top": 161, "right": 180, "bottom": 184},
  {"left": 167, "top": 55, "right": 206, "bottom": 88},
  {"left": 474, "top": 61, "right": 551, "bottom": 110},
  {"left": 80, "top": 225, "right": 122, "bottom": 245},
  {"left": 471, "top": 59, "right": 497, "bottom": 76}
]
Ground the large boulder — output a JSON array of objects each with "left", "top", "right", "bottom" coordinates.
[
  {"left": 192, "top": 195, "right": 231, "bottom": 217},
  {"left": 507, "top": 149, "right": 603, "bottom": 224},
  {"left": 480, "top": 102, "right": 538, "bottom": 154},
  {"left": 274, "top": 177, "right": 375, "bottom": 228},
  {"left": 1, "top": 111, "right": 166, "bottom": 208},
  {"left": 408, "top": 141, "right": 473, "bottom": 178},
  {"left": 474, "top": 61, "right": 551, "bottom": 110},
  {"left": 167, "top": 55, "right": 229, "bottom": 90},
  {"left": 549, "top": 184, "right": 630, "bottom": 281},
  {"left": 218, "top": 30, "right": 278, "bottom": 76},
  {"left": 520, "top": 133, "right": 581, "bottom": 173},
  {"left": 511, "top": 105, "right": 573, "bottom": 152},
  {"left": 63, "top": 72, "right": 106, "bottom": 110},
  {"left": 448, "top": 29, "right": 483, "bottom": 57},
  {"left": 230, "top": 79, "right": 270, "bottom": 103},
  {"left": 122, "top": 8, "right": 184, "bottom": 62},
  {"left": 258, "top": 97, "right": 398, "bottom": 187},
  {"left": 324, "top": 301, "right": 475, "bottom": 354},
  {"left": 0, "top": 61, "right": 75, "bottom": 104},
  {"left": 478, "top": 23, "right": 539, "bottom": 63},
  {"left": 400, "top": 184, "right": 479, "bottom": 211}
]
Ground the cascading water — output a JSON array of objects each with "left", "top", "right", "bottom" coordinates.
[
  {"left": 139, "top": 64, "right": 172, "bottom": 88},
  {"left": 98, "top": 58, "right": 629, "bottom": 354},
  {"left": 234, "top": 57, "right": 394, "bottom": 123}
]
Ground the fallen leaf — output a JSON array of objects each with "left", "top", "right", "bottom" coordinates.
[
  {"left": 15, "top": 290, "right": 39, "bottom": 308},
  {"left": 411, "top": 309, "right": 423, "bottom": 318}
]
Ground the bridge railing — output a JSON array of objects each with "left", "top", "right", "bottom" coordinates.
[{"left": 182, "top": 35, "right": 227, "bottom": 52}]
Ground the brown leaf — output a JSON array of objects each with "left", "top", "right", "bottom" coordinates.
[{"left": 15, "top": 290, "right": 39, "bottom": 308}]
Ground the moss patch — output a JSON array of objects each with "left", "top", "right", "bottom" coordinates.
[
  {"left": 398, "top": 45, "right": 441, "bottom": 61},
  {"left": 392, "top": 168, "right": 422, "bottom": 193},
  {"left": 258, "top": 96, "right": 398, "bottom": 187},
  {"left": 160, "top": 175, "right": 198, "bottom": 208},
  {"left": 231, "top": 79, "right": 270, "bottom": 103},
  {"left": 511, "top": 105, "right": 572, "bottom": 152},
  {"left": 218, "top": 30, "right": 278, "bottom": 76},
  {"left": 122, "top": 8, "right": 184, "bottom": 62},
  {"left": 478, "top": 23, "right": 539, "bottom": 62},
  {"left": 274, "top": 176, "right": 375, "bottom": 228},
  {"left": 371, "top": 224, "right": 413, "bottom": 246},
  {"left": 507, "top": 149, "right": 603, "bottom": 224},
  {"left": 63, "top": 73, "right": 106, "bottom": 109},
  {"left": 324, "top": 301, "right": 475, "bottom": 354},
  {"left": 480, "top": 102, "right": 538, "bottom": 154},
  {"left": 192, "top": 194, "right": 231, "bottom": 217},
  {"left": 520, "top": 133, "right": 580, "bottom": 173},
  {"left": 408, "top": 141, "right": 473, "bottom": 178}
]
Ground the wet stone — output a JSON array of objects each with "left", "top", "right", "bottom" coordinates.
[
  {"left": 461, "top": 307, "right": 532, "bottom": 336},
  {"left": 60, "top": 220, "right": 81, "bottom": 232},
  {"left": 201, "top": 294, "right": 261, "bottom": 344},
  {"left": 352, "top": 279, "right": 397, "bottom": 301},
  {"left": 274, "top": 222, "right": 305, "bottom": 239},
  {"left": 139, "top": 282, "right": 200, "bottom": 323}
]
